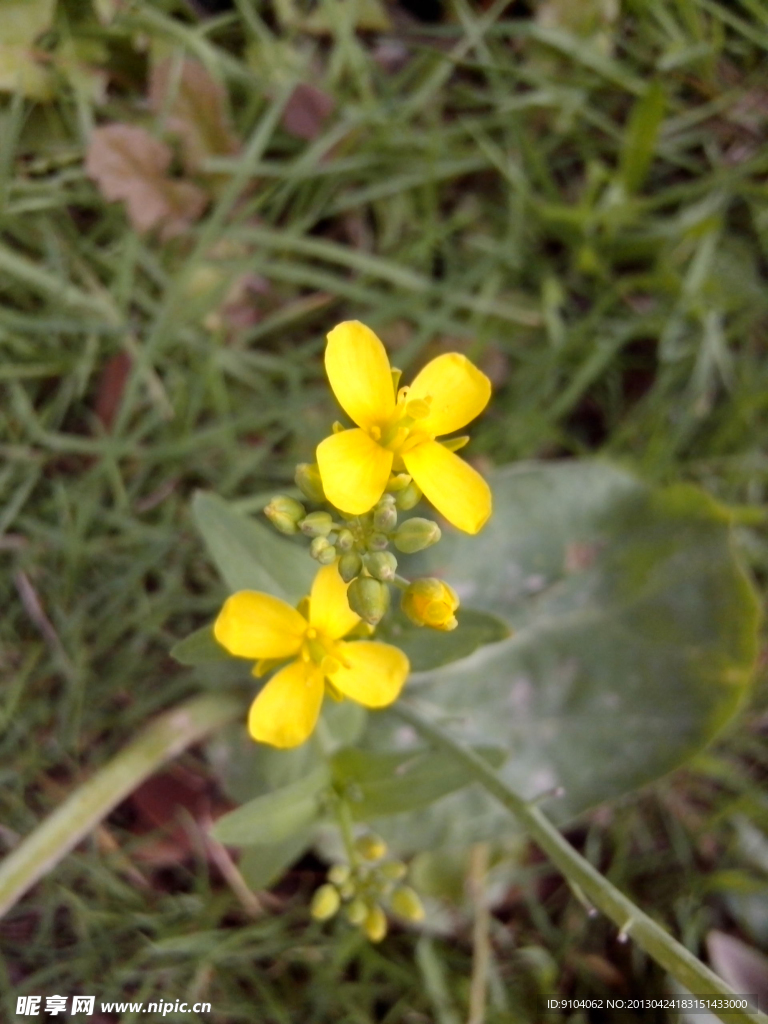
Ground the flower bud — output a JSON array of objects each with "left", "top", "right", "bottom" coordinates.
[
  {"left": 367, "top": 532, "right": 389, "bottom": 552},
  {"left": 354, "top": 833, "right": 387, "bottom": 861},
  {"left": 328, "top": 863, "right": 351, "bottom": 886},
  {"left": 347, "top": 576, "right": 390, "bottom": 626},
  {"left": 393, "top": 518, "right": 441, "bottom": 554},
  {"left": 379, "top": 860, "right": 407, "bottom": 881},
  {"left": 295, "top": 463, "right": 326, "bottom": 503},
  {"left": 336, "top": 528, "right": 354, "bottom": 552},
  {"left": 364, "top": 904, "right": 387, "bottom": 943},
  {"left": 395, "top": 480, "right": 422, "bottom": 511},
  {"left": 401, "top": 578, "right": 459, "bottom": 631},
  {"left": 365, "top": 551, "right": 397, "bottom": 582},
  {"left": 390, "top": 886, "right": 425, "bottom": 922},
  {"left": 346, "top": 898, "right": 368, "bottom": 925},
  {"left": 339, "top": 880, "right": 355, "bottom": 900},
  {"left": 264, "top": 495, "right": 306, "bottom": 535},
  {"left": 311, "top": 883, "right": 341, "bottom": 921},
  {"left": 300, "top": 511, "right": 334, "bottom": 537},
  {"left": 373, "top": 497, "right": 398, "bottom": 533},
  {"left": 338, "top": 551, "right": 363, "bottom": 583},
  {"left": 310, "top": 536, "right": 337, "bottom": 564},
  {"left": 386, "top": 473, "right": 411, "bottom": 493}
]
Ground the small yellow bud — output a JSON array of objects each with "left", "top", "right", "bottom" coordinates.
[
  {"left": 401, "top": 578, "right": 459, "bottom": 631},
  {"left": 390, "top": 886, "right": 425, "bottom": 922},
  {"left": 264, "top": 495, "right": 306, "bottom": 535},
  {"left": 338, "top": 551, "right": 363, "bottom": 583},
  {"left": 365, "top": 551, "right": 397, "bottom": 582},
  {"left": 364, "top": 904, "right": 388, "bottom": 943},
  {"left": 311, "top": 884, "right": 341, "bottom": 921},
  {"left": 386, "top": 473, "right": 411, "bottom": 493},
  {"left": 339, "top": 880, "right": 355, "bottom": 900},
  {"left": 295, "top": 463, "right": 326, "bottom": 503},
  {"left": 354, "top": 834, "right": 387, "bottom": 861},
  {"left": 347, "top": 576, "right": 390, "bottom": 626},
  {"left": 328, "top": 863, "right": 351, "bottom": 886},
  {"left": 379, "top": 860, "right": 407, "bottom": 881},
  {"left": 346, "top": 898, "right": 368, "bottom": 925},
  {"left": 301, "top": 511, "right": 334, "bottom": 537},
  {"left": 395, "top": 480, "right": 422, "bottom": 511},
  {"left": 393, "top": 518, "right": 441, "bottom": 554}
]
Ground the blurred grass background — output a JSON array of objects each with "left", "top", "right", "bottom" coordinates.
[{"left": 1, "top": 0, "right": 767, "bottom": 1020}]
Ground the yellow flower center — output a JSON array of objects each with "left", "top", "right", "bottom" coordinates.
[
  {"left": 368, "top": 387, "right": 433, "bottom": 456},
  {"left": 300, "top": 626, "right": 348, "bottom": 679}
]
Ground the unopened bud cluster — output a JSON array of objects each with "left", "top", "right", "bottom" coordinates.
[
  {"left": 264, "top": 463, "right": 454, "bottom": 630},
  {"left": 310, "top": 833, "right": 424, "bottom": 942}
]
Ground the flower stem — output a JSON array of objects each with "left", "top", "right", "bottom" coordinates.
[
  {"left": 0, "top": 693, "right": 244, "bottom": 920},
  {"left": 393, "top": 699, "right": 768, "bottom": 1024}
]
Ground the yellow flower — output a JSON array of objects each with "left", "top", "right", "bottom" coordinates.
[
  {"left": 214, "top": 562, "right": 409, "bottom": 748},
  {"left": 401, "top": 577, "right": 459, "bottom": 631},
  {"left": 316, "top": 321, "right": 492, "bottom": 534}
]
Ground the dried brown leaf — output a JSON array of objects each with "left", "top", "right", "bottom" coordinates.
[
  {"left": 86, "top": 124, "right": 207, "bottom": 235},
  {"left": 149, "top": 58, "right": 240, "bottom": 173},
  {"left": 281, "top": 83, "right": 335, "bottom": 141}
]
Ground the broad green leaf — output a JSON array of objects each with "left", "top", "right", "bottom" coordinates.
[
  {"left": 377, "top": 608, "right": 509, "bottom": 672},
  {"left": 238, "top": 830, "right": 313, "bottom": 891},
  {"left": 332, "top": 746, "right": 506, "bottom": 820},
  {"left": 366, "top": 461, "right": 759, "bottom": 852},
  {"left": 211, "top": 765, "right": 330, "bottom": 846},
  {"left": 192, "top": 491, "right": 315, "bottom": 601},
  {"left": 170, "top": 624, "right": 230, "bottom": 666}
]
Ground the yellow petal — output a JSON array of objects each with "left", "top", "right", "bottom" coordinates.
[
  {"left": 316, "top": 428, "right": 393, "bottom": 515},
  {"left": 325, "top": 321, "right": 395, "bottom": 431},
  {"left": 330, "top": 641, "right": 409, "bottom": 707},
  {"left": 403, "top": 440, "right": 492, "bottom": 534},
  {"left": 407, "top": 353, "right": 491, "bottom": 437},
  {"left": 214, "top": 591, "right": 305, "bottom": 659},
  {"left": 248, "top": 659, "right": 324, "bottom": 748},
  {"left": 309, "top": 562, "right": 360, "bottom": 640}
]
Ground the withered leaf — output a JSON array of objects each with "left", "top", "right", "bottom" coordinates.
[
  {"left": 281, "top": 83, "right": 335, "bottom": 141},
  {"left": 149, "top": 57, "right": 240, "bottom": 173},
  {"left": 86, "top": 123, "right": 207, "bottom": 236}
]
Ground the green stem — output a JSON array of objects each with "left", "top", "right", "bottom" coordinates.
[
  {"left": 393, "top": 700, "right": 768, "bottom": 1024},
  {"left": 0, "top": 693, "right": 244, "bottom": 920}
]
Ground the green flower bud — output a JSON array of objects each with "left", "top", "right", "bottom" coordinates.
[
  {"left": 338, "top": 551, "right": 363, "bottom": 583},
  {"left": 346, "top": 898, "right": 368, "bottom": 925},
  {"left": 393, "top": 518, "right": 442, "bottom": 554},
  {"left": 264, "top": 495, "right": 306, "bottom": 535},
  {"left": 347, "top": 576, "right": 390, "bottom": 626},
  {"left": 395, "top": 480, "right": 422, "bottom": 511},
  {"left": 336, "top": 528, "right": 354, "bottom": 552},
  {"left": 402, "top": 578, "right": 459, "bottom": 631},
  {"left": 364, "top": 904, "right": 387, "bottom": 943},
  {"left": 328, "top": 863, "right": 351, "bottom": 886},
  {"left": 367, "top": 532, "right": 389, "bottom": 552},
  {"left": 354, "top": 834, "right": 388, "bottom": 861},
  {"left": 311, "top": 884, "right": 341, "bottom": 921},
  {"left": 386, "top": 473, "right": 411, "bottom": 493},
  {"left": 365, "top": 551, "right": 398, "bottom": 582},
  {"left": 310, "top": 536, "right": 337, "bottom": 564},
  {"left": 339, "top": 880, "right": 355, "bottom": 900},
  {"left": 301, "top": 511, "right": 334, "bottom": 537},
  {"left": 295, "top": 462, "right": 326, "bottom": 503},
  {"left": 390, "top": 886, "right": 425, "bottom": 922},
  {"left": 373, "top": 497, "right": 398, "bottom": 533},
  {"left": 379, "top": 860, "right": 407, "bottom": 881}
]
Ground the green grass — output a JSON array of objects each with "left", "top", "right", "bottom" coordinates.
[{"left": 1, "top": 0, "right": 767, "bottom": 1020}]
